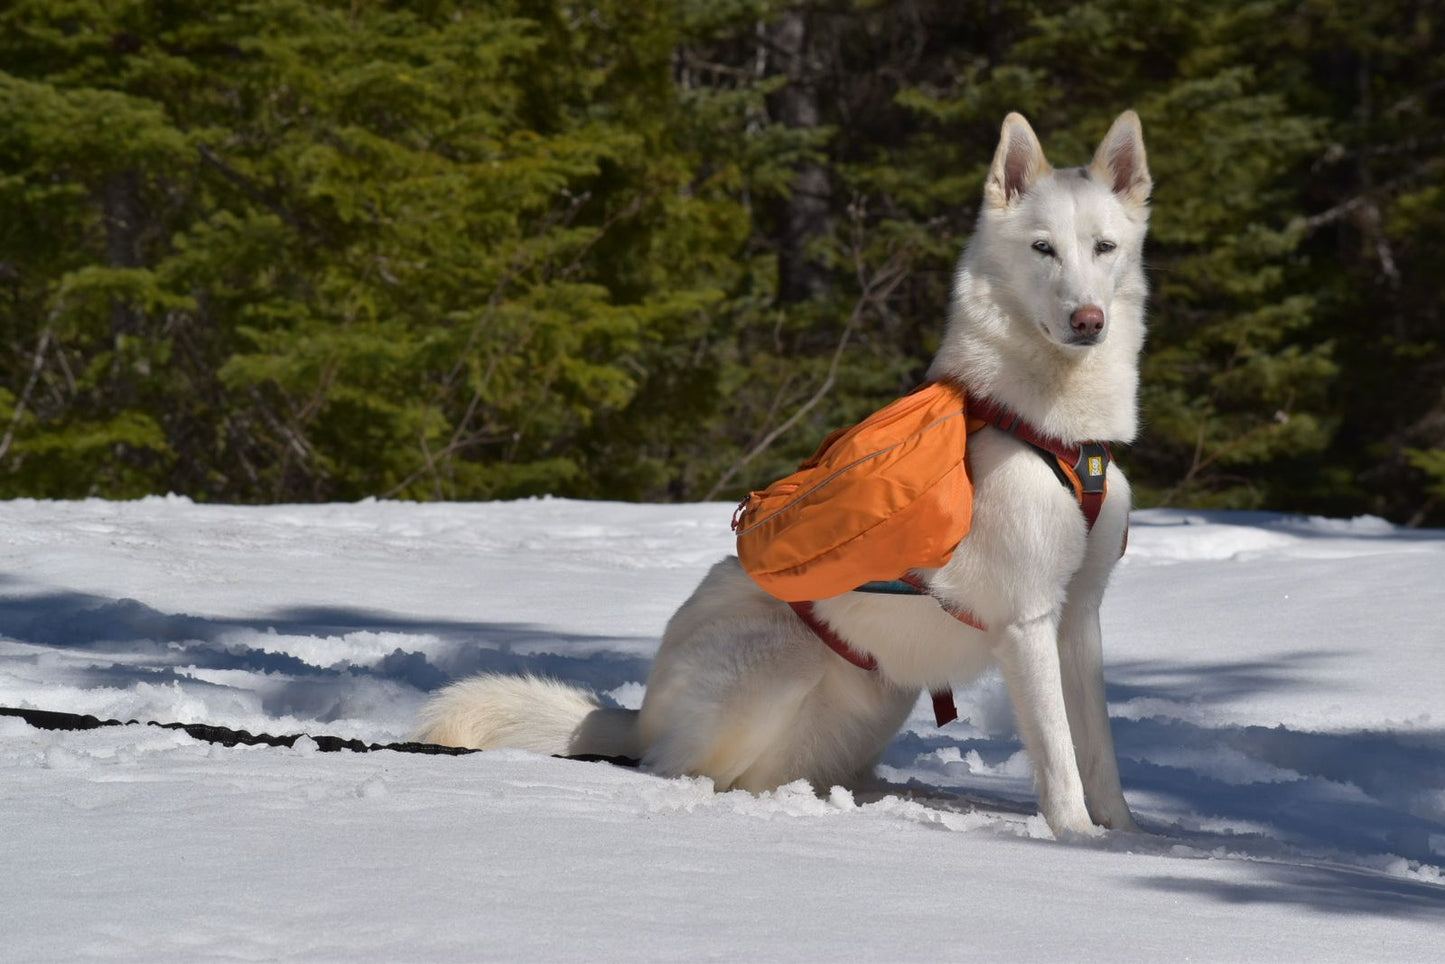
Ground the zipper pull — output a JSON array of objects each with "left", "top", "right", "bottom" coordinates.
[{"left": 730, "top": 495, "right": 752, "bottom": 532}]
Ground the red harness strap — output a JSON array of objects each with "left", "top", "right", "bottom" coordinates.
[
  {"left": 931, "top": 691, "right": 959, "bottom": 727},
  {"left": 789, "top": 599, "right": 962, "bottom": 727},
  {"left": 788, "top": 601, "right": 877, "bottom": 671},
  {"left": 968, "top": 397, "right": 1111, "bottom": 532}
]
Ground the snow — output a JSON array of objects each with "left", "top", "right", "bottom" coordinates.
[{"left": 1, "top": 496, "right": 1442, "bottom": 961}]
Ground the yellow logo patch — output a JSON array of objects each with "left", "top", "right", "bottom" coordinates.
[{"left": 1087, "top": 455, "right": 1104, "bottom": 477}]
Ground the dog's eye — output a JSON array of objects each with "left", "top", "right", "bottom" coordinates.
[
  {"left": 1094, "top": 239, "right": 1117, "bottom": 255},
  {"left": 1031, "top": 240, "right": 1055, "bottom": 256}
]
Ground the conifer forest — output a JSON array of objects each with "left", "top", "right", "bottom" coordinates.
[{"left": 2, "top": 1, "right": 1442, "bottom": 524}]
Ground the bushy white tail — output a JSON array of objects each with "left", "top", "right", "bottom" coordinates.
[{"left": 414, "top": 674, "right": 640, "bottom": 759}]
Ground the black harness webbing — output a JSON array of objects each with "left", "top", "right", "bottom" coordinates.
[{"left": 0, "top": 706, "right": 640, "bottom": 766}]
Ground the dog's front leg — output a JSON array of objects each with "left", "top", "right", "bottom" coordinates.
[
  {"left": 1058, "top": 602, "right": 1137, "bottom": 832},
  {"left": 993, "top": 614, "right": 1096, "bottom": 838},
  {"left": 1056, "top": 465, "right": 1137, "bottom": 831}
]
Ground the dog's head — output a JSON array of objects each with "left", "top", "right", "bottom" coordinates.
[{"left": 972, "top": 111, "right": 1152, "bottom": 351}]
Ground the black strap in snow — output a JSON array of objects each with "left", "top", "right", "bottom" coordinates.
[{"left": 0, "top": 706, "right": 640, "bottom": 766}]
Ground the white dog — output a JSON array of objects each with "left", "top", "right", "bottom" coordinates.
[{"left": 417, "top": 111, "right": 1151, "bottom": 837}]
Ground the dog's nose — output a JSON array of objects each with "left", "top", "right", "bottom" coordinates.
[{"left": 1070, "top": 305, "right": 1106, "bottom": 337}]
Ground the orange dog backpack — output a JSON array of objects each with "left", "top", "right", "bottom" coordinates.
[{"left": 731, "top": 381, "right": 976, "bottom": 602}]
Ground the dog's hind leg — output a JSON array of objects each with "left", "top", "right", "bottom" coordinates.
[
  {"left": 568, "top": 706, "right": 643, "bottom": 761},
  {"left": 698, "top": 673, "right": 823, "bottom": 792},
  {"left": 993, "top": 614, "right": 1097, "bottom": 837},
  {"left": 641, "top": 651, "right": 825, "bottom": 792},
  {"left": 638, "top": 601, "right": 834, "bottom": 791}
]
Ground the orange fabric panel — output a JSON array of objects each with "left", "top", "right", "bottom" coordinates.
[{"left": 733, "top": 382, "right": 974, "bottom": 602}]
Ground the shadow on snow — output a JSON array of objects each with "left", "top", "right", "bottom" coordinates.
[
  {"left": 0, "top": 582, "right": 653, "bottom": 713},
  {"left": 1136, "top": 863, "right": 1445, "bottom": 920},
  {"left": 4, "top": 574, "right": 1443, "bottom": 916},
  {"left": 879, "top": 651, "right": 1445, "bottom": 914}
]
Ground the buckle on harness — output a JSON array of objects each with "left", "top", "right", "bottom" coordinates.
[{"left": 1076, "top": 442, "right": 1109, "bottom": 495}]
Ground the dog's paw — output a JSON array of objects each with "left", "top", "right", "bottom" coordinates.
[
  {"left": 1052, "top": 822, "right": 1106, "bottom": 843},
  {"left": 1090, "top": 800, "right": 1141, "bottom": 834},
  {"left": 1100, "top": 813, "right": 1141, "bottom": 834},
  {"left": 1043, "top": 804, "right": 1102, "bottom": 840}
]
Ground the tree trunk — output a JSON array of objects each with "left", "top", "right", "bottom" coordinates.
[
  {"left": 771, "top": 9, "right": 831, "bottom": 304},
  {"left": 101, "top": 168, "right": 144, "bottom": 338}
]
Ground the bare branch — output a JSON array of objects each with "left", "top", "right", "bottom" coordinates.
[
  {"left": 0, "top": 323, "right": 53, "bottom": 463},
  {"left": 196, "top": 144, "right": 308, "bottom": 233},
  {"left": 1292, "top": 156, "right": 1444, "bottom": 234},
  {"left": 703, "top": 199, "right": 913, "bottom": 501}
]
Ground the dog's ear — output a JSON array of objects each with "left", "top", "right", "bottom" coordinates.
[
  {"left": 985, "top": 113, "right": 1051, "bottom": 209},
  {"left": 1089, "top": 110, "right": 1152, "bottom": 207}
]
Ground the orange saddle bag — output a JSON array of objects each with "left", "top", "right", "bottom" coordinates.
[{"left": 732, "top": 381, "right": 976, "bottom": 602}]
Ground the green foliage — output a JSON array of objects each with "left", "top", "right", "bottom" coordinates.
[
  {"left": 0, "top": 0, "right": 752, "bottom": 501},
  {"left": 1408, "top": 449, "right": 1445, "bottom": 501},
  {"left": 0, "top": 0, "right": 1441, "bottom": 524}
]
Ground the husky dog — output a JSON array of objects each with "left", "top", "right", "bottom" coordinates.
[{"left": 417, "top": 111, "right": 1151, "bottom": 837}]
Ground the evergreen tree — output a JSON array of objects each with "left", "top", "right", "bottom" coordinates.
[{"left": 1, "top": 0, "right": 1440, "bottom": 523}]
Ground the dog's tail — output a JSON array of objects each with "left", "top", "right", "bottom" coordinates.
[{"left": 413, "top": 674, "right": 640, "bottom": 759}]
